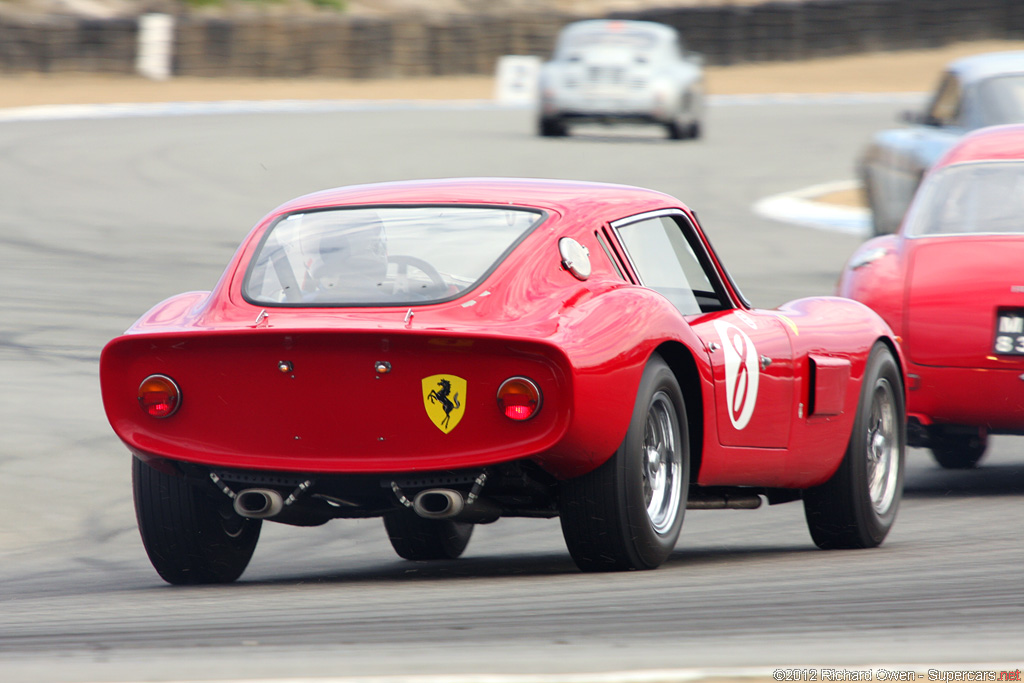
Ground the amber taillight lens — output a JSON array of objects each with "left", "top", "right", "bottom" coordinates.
[
  {"left": 138, "top": 374, "right": 181, "bottom": 418},
  {"left": 497, "top": 377, "right": 541, "bottom": 421}
]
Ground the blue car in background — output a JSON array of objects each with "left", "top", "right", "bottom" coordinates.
[{"left": 859, "top": 51, "right": 1024, "bottom": 235}]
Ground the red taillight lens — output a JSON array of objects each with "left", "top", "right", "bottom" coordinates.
[
  {"left": 497, "top": 377, "right": 541, "bottom": 421},
  {"left": 138, "top": 374, "right": 181, "bottom": 418}
]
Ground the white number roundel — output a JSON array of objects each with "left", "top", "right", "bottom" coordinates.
[{"left": 713, "top": 320, "right": 760, "bottom": 430}]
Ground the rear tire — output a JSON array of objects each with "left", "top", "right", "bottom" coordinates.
[
  {"left": 666, "top": 116, "right": 699, "bottom": 141},
  {"left": 133, "top": 457, "right": 261, "bottom": 585},
  {"left": 930, "top": 430, "right": 987, "bottom": 469},
  {"left": 539, "top": 116, "right": 567, "bottom": 137},
  {"left": 804, "top": 344, "right": 905, "bottom": 549},
  {"left": 559, "top": 353, "right": 688, "bottom": 571},
  {"left": 383, "top": 508, "right": 473, "bottom": 560}
]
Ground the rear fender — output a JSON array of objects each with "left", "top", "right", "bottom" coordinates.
[
  {"left": 656, "top": 341, "right": 706, "bottom": 484},
  {"left": 123, "top": 291, "right": 212, "bottom": 334},
  {"left": 534, "top": 287, "right": 709, "bottom": 479}
]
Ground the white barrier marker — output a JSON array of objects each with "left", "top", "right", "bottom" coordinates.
[
  {"left": 494, "top": 55, "right": 541, "bottom": 105},
  {"left": 136, "top": 13, "right": 174, "bottom": 81}
]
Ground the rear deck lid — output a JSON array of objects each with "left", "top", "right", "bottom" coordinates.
[{"left": 906, "top": 237, "right": 1024, "bottom": 368}]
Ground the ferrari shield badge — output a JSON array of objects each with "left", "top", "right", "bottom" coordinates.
[{"left": 422, "top": 374, "right": 467, "bottom": 434}]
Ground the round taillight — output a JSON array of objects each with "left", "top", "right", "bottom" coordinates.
[
  {"left": 138, "top": 374, "right": 181, "bottom": 418},
  {"left": 497, "top": 377, "right": 542, "bottom": 421}
]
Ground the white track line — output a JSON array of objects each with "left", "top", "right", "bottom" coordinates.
[
  {"left": 0, "top": 99, "right": 502, "bottom": 123},
  {"left": 754, "top": 179, "right": 870, "bottom": 235},
  {"left": 0, "top": 92, "right": 925, "bottom": 123}
]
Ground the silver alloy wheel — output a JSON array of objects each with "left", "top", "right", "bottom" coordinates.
[
  {"left": 642, "top": 391, "right": 682, "bottom": 535},
  {"left": 866, "top": 377, "right": 900, "bottom": 514}
]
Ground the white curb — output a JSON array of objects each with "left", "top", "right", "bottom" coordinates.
[{"left": 754, "top": 179, "right": 870, "bottom": 235}]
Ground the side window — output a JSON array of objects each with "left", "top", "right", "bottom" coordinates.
[
  {"left": 614, "top": 214, "right": 727, "bottom": 315},
  {"left": 927, "top": 73, "right": 963, "bottom": 127}
]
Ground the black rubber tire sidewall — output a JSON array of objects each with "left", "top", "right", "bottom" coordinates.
[
  {"left": 132, "top": 456, "right": 261, "bottom": 585},
  {"left": 539, "top": 116, "right": 567, "bottom": 137},
  {"left": 560, "top": 354, "right": 689, "bottom": 571},
  {"left": 804, "top": 344, "right": 905, "bottom": 549},
  {"left": 930, "top": 431, "right": 988, "bottom": 469},
  {"left": 383, "top": 508, "right": 473, "bottom": 561},
  {"left": 619, "top": 360, "right": 689, "bottom": 568}
]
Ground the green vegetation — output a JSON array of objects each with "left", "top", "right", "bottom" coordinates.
[{"left": 308, "top": 0, "right": 346, "bottom": 9}]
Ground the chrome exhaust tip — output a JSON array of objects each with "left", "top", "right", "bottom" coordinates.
[
  {"left": 412, "top": 489, "right": 465, "bottom": 520},
  {"left": 233, "top": 488, "right": 285, "bottom": 519},
  {"left": 411, "top": 488, "right": 501, "bottom": 523}
]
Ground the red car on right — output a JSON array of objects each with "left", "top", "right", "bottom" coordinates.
[{"left": 839, "top": 123, "right": 1024, "bottom": 469}]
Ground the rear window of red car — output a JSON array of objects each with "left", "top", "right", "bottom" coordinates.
[
  {"left": 243, "top": 205, "right": 544, "bottom": 306},
  {"left": 905, "top": 161, "right": 1024, "bottom": 237}
]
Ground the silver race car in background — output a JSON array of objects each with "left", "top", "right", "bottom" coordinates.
[
  {"left": 538, "top": 19, "right": 704, "bottom": 139},
  {"left": 859, "top": 51, "right": 1024, "bottom": 235}
]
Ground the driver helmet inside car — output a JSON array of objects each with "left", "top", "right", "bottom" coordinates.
[{"left": 310, "top": 215, "right": 389, "bottom": 296}]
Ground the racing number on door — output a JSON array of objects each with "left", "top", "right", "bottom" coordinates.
[
  {"left": 714, "top": 319, "right": 759, "bottom": 431},
  {"left": 695, "top": 312, "right": 794, "bottom": 448}
]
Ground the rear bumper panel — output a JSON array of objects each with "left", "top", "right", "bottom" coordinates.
[
  {"left": 545, "top": 90, "right": 666, "bottom": 121},
  {"left": 907, "top": 362, "right": 1024, "bottom": 431},
  {"left": 102, "top": 329, "right": 573, "bottom": 474}
]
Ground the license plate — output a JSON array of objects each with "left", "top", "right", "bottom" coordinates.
[{"left": 994, "top": 311, "right": 1024, "bottom": 354}]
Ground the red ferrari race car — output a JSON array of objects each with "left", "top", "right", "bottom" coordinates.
[
  {"left": 101, "top": 178, "right": 905, "bottom": 585},
  {"left": 840, "top": 124, "right": 1024, "bottom": 470}
]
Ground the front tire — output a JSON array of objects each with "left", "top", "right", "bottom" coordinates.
[
  {"left": 383, "top": 508, "right": 473, "bottom": 560},
  {"left": 929, "top": 429, "right": 987, "bottom": 469},
  {"left": 133, "top": 457, "right": 261, "bottom": 585},
  {"left": 803, "top": 344, "right": 905, "bottom": 549},
  {"left": 559, "top": 353, "right": 689, "bottom": 571}
]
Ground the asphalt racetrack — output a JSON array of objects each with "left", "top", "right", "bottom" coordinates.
[{"left": 1, "top": 97, "right": 1022, "bottom": 682}]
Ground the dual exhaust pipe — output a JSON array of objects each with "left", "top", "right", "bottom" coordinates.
[
  {"left": 233, "top": 488, "right": 284, "bottom": 519},
  {"left": 233, "top": 486, "right": 500, "bottom": 524},
  {"left": 233, "top": 484, "right": 761, "bottom": 520},
  {"left": 410, "top": 488, "right": 500, "bottom": 524}
]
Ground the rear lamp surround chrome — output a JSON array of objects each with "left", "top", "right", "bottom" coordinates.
[
  {"left": 496, "top": 376, "right": 542, "bottom": 421},
  {"left": 137, "top": 374, "right": 181, "bottom": 419}
]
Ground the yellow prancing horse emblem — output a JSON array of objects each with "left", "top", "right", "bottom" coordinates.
[{"left": 422, "top": 374, "right": 467, "bottom": 434}]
